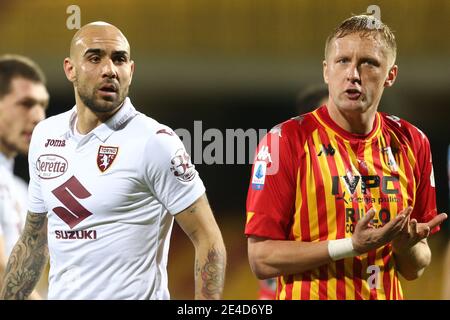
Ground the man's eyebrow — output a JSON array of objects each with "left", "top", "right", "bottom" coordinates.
[
  {"left": 334, "top": 54, "right": 350, "bottom": 59},
  {"left": 363, "top": 56, "right": 380, "bottom": 62},
  {"left": 111, "top": 51, "right": 129, "bottom": 57},
  {"left": 83, "top": 48, "right": 105, "bottom": 57},
  {"left": 18, "top": 96, "right": 49, "bottom": 109}
]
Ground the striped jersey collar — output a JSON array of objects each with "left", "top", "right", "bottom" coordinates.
[{"left": 313, "top": 105, "right": 381, "bottom": 141}]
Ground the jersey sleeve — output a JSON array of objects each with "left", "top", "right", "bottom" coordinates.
[
  {"left": 245, "top": 123, "right": 298, "bottom": 240},
  {"left": 27, "top": 122, "right": 48, "bottom": 214},
  {"left": 410, "top": 128, "right": 439, "bottom": 234},
  {"left": 143, "top": 126, "right": 206, "bottom": 215}
]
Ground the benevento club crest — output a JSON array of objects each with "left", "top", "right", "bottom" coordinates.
[{"left": 97, "top": 146, "right": 119, "bottom": 172}]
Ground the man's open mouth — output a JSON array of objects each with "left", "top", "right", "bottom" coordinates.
[
  {"left": 345, "top": 88, "right": 362, "bottom": 100},
  {"left": 99, "top": 84, "right": 117, "bottom": 93}
]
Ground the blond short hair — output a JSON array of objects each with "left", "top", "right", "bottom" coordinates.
[{"left": 325, "top": 15, "right": 397, "bottom": 63}]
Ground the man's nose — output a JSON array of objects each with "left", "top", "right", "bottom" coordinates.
[
  {"left": 346, "top": 63, "right": 361, "bottom": 83},
  {"left": 102, "top": 59, "right": 117, "bottom": 79}
]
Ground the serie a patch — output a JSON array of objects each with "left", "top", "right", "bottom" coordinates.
[{"left": 251, "top": 161, "right": 267, "bottom": 190}]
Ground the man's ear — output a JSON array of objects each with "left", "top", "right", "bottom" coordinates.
[
  {"left": 323, "top": 60, "right": 329, "bottom": 84},
  {"left": 384, "top": 64, "right": 398, "bottom": 88},
  {"left": 63, "top": 58, "right": 76, "bottom": 83},
  {"left": 129, "top": 60, "right": 135, "bottom": 85}
]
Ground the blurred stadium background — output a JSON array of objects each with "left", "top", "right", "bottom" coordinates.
[{"left": 1, "top": 0, "right": 449, "bottom": 299}]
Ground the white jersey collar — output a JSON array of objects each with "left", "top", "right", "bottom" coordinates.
[{"left": 69, "top": 97, "right": 138, "bottom": 142}]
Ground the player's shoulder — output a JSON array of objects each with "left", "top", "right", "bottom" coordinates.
[
  {"left": 380, "top": 112, "right": 429, "bottom": 144},
  {"left": 133, "top": 113, "right": 177, "bottom": 139},
  {"left": 132, "top": 113, "right": 181, "bottom": 148},
  {"left": 132, "top": 114, "right": 188, "bottom": 169},
  {"left": 267, "top": 111, "right": 316, "bottom": 141},
  {"left": 33, "top": 108, "right": 74, "bottom": 136},
  {"left": 30, "top": 109, "right": 74, "bottom": 151}
]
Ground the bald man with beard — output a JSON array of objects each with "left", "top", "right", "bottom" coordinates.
[{"left": 0, "top": 22, "right": 226, "bottom": 300}]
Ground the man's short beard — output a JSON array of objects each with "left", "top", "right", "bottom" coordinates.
[{"left": 77, "top": 86, "right": 128, "bottom": 114}]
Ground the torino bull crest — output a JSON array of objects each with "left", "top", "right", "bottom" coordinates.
[{"left": 97, "top": 146, "right": 119, "bottom": 172}]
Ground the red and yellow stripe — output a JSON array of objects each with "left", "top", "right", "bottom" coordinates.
[{"left": 277, "top": 112, "right": 416, "bottom": 300}]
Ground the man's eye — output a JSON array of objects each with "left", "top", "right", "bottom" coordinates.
[
  {"left": 89, "top": 56, "right": 101, "bottom": 63},
  {"left": 18, "top": 99, "right": 38, "bottom": 109},
  {"left": 338, "top": 58, "right": 349, "bottom": 64},
  {"left": 114, "top": 57, "right": 127, "bottom": 64},
  {"left": 22, "top": 102, "right": 35, "bottom": 108},
  {"left": 361, "top": 59, "right": 379, "bottom": 67}
]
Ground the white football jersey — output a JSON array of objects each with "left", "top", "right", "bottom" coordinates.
[
  {"left": 0, "top": 153, "right": 27, "bottom": 256},
  {"left": 28, "top": 98, "right": 205, "bottom": 300}
]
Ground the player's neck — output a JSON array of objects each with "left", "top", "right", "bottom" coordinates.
[
  {"left": 75, "top": 103, "right": 121, "bottom": 135},
  {"left": 326, "top": 102, "right": 377, "bottom": 135},
  {"left": 0, "top": 141, "right": 17, "bottom": 159}
]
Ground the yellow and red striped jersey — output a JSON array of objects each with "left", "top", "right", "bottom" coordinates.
[{"left": 245, "top": 105, "right": 439, "bottom": 300}]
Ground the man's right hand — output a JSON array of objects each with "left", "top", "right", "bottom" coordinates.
[{"left": 351, "top": 207, "right": 412, "bottom": 254}]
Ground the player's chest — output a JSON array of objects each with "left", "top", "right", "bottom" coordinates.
[
  {"left": 301, "top": 135, "right": 413, "bottom": 198},
  {"left": 35, "top": 137, "right": 146, "bottom": 209}
]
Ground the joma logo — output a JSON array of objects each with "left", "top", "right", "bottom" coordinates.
[{"left": 45, "top": 139, "right": 66, "bottom": 147}]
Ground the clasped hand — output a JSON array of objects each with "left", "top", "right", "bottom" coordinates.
[{"left": 351, "top": 207, "right": 447, "bottom": 254}]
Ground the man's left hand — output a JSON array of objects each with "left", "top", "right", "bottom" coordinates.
[{"left": 392, "top": 210, "right": 447, "bottom": 253}]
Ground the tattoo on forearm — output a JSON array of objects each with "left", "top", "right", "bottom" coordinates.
[
  {"left": 0, "top": 213, "right": 48, "bottom": 300},
  {"left": 196, "top": 247, "right": 225, "bottom": 299}
]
